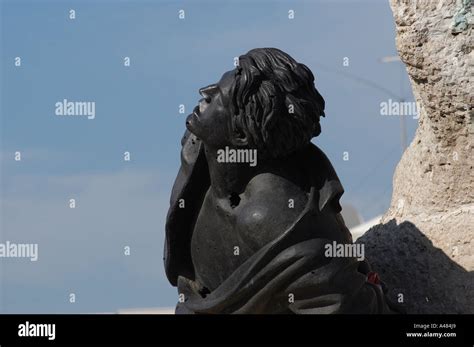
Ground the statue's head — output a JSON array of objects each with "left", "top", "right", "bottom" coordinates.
[{"left": 186, "top": 48, "right": 325, "bottom": 158}]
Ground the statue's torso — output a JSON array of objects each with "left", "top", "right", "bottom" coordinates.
[{"left": 190, "top": 172, "right": 309, "bottom": 292}]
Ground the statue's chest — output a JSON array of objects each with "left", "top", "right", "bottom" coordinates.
[
  {"left": 190, "top": 187, "right": 304, "bottom": 291},
  {"left": 190, "top": 190, "right": 254, "bottom": 291}
]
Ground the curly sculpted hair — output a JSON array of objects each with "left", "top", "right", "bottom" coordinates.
[{"left": 229, "top": 48, "right": 326, "bottom": 158}]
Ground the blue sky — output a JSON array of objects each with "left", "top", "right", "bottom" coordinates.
[{"left": 0, "top": 0, "right": 418, "bottom": 313}]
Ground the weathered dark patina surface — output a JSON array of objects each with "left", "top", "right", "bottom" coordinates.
[{"left": 164, "top": 48, "right": 399, "bottom": 314}]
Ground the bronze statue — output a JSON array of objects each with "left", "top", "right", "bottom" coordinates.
[{"left": 164, "top": 48, "right": 399, "bottom": 314}]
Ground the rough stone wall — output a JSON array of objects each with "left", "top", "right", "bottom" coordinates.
[{"left": 358, "top": 0, "right": 473, "bottom": 313}]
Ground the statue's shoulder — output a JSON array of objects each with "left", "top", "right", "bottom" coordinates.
[
  {"left": 243, "top": 143, "right": 340, "bottom": 203},
  {"left": 233, "top": 172, "right": 309, "bottom": 250},
  {"left": 244, "top": 143, "right": 343, "bottom": 214},
  {"left": 245, "top": 172, "right": 309, "bottom": 199},
  {"left": 234, "top": 144, "right": 345, "bottom": 249}
]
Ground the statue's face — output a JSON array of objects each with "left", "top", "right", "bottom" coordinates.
[{"left": 186, "top": 70, "right": 235, "bottom": 148}]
